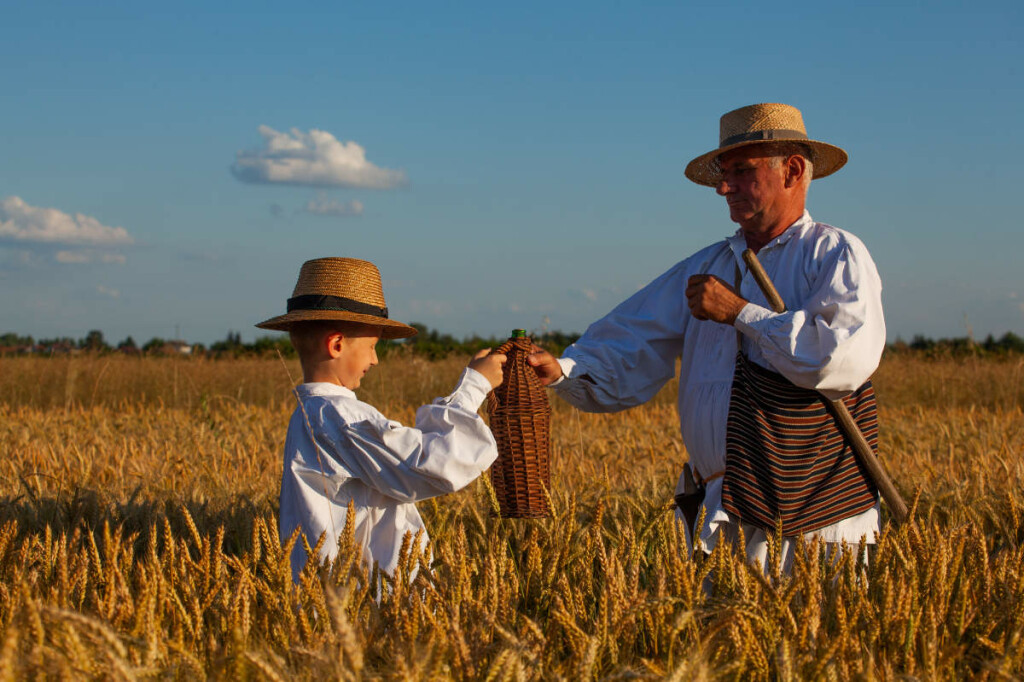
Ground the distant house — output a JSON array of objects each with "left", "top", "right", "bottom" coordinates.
[
  {"left": 163, "top": 340, "right": 193, "bottom": 355},
  {"left": 41, "top": 341, "right": 78, "bottom": 355}
]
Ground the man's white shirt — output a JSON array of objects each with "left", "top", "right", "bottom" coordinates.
[{"left": 552, "top": 211, "right": 885, "bottom": 551}]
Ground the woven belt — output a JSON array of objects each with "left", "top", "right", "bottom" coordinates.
[{"left": 693, "top": 468, "right": 725, "bottom": 485}]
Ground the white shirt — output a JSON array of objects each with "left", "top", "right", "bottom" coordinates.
[
  {"left": 553, "top": 211, "right": 886, "bottom": 550},
  {"left": 279, "top": 368, "right": 498, "bottom": 581}
]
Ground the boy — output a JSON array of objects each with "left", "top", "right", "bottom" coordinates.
[{"left": 256, "top": 257, "right": 505, "bottom": 582}]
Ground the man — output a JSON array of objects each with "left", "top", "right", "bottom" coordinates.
[{"left": 529, "top": 103, "right": 886, "bottom": 570}]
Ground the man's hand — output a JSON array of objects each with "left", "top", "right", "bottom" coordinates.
[
  {"left": 527, "top": 345, "right": 563, "bottom": 386},
  {"left": 468, "top": 349, "right": 507, "bottom": 389},
  {"left": 685, "top": 275, "right": 748, "bottom": 324}
]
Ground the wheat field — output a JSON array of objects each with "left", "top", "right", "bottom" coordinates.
[{"left": 0, "top": 352, "right": 1022, "bottom": 680}]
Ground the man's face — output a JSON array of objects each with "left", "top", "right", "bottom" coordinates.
[
  {"left": 715, "top": 146, "right": 790, "bottom": 233},
  {"left": 335, "top": 330, "right": 380, "bottom": 389}
]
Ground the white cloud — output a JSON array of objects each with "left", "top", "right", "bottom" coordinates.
[
  {"left": 96, "top": 285, "right": 120, "bottom": 298},
  {"left": 55, "top": 250, "right": 127, "bottom": 265},
  {"left": 232, "top": 126, "right": 407, "bottom": 189},
  {"left": 55, "top": 250, "right": 91, "bottom": 263},
  {"left": 568, "top": 288, "right": 599, "bottom": 302},
  {"left": 303, "top": 197, "right": 364, "bottom": 217},
  {"left": 0, "top": 248, "right": 36, "bottom": 266},
  {"left": 406, "top": 299, "right": 455, "bottom": 317},
  {"left": 0, "top": 196, "right": 133, "bottom": 246}
]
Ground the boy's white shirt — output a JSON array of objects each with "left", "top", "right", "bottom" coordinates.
[{"left": 279, "top": 367, "right": 497, "bottom": 581}]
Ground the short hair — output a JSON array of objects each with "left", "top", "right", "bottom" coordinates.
[
  {"left": 765, "top": 142, "right": 815, "bottom": 190},
  {"left": 288, "top": 320, "right": 378, "bottom": 361}
]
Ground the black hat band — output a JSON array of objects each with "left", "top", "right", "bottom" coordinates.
[
  {"left": 721, "top": 128, "right": 808, "bottom": 147},
  {"left": 287, "top": 294, "right": 388, "bottom": 318}
]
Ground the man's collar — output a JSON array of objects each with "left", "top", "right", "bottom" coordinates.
[
  {"left": 727, "top": 210, "right": 813, "bottom": 253},
  {"left": 296, "top": 382, "right": 356, "bottom": 399}
]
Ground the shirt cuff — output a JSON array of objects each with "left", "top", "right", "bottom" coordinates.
[
  {"left": 548, "top": 357, "right": 577, "bottom": 388},
  {"left": 733, "top": 302, "right": 774, "bottom": 337},
  {"left": 439, "top": 367, "right": 492, "bottom": 411}
]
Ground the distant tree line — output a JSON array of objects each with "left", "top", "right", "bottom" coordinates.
[
  {"left": 3, "top": 329, "right": 1023, "bottom": 359},
  {"left": 887, "top": 332, "right": 1024, "bottom": 357},
  {"left": 0, "top": 325, "right": 584, "bottom": 359},
  {"left": 201, "top": 324, "right": 584, "bottom": 360},
  {"left": 0, "top": 331, "right": 205, "bottom": 356}
]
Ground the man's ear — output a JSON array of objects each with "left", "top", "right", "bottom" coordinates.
[
  {"left": 784, "top": 154, "right": 808, "bottom": 188},
  {"left": 325, "top": 331, "right": 346, "bottom": 359}
]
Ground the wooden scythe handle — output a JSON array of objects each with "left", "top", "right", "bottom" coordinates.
[
  {"left": 741, "top": 250, "right": 786, "bottom": 314},
  {"left": 740, "top": 248, "right": 910, "bottom": 525}
]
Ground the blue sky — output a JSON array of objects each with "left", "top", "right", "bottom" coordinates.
[{"left": 1, "top": 0, "right": 1021, "bottom": 345}]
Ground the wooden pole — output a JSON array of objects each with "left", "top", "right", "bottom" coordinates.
[{"left": 741, "top": 249, "right": 909, "bottom": 525}]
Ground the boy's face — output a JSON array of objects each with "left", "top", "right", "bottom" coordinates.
[{"left": 333, "top": 329, "right": 380, "bottom": 390}]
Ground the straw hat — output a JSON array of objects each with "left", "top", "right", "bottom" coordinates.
[
  {"left": 256, "top": 257, "right": 418, "bottom": 339},
  {"left": 684, "top": 103, "right": 848, "bottom": 187}
]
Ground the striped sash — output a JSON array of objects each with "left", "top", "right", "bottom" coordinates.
[{"left": 721, "top": 351, "right": 879, "bottom": 535}]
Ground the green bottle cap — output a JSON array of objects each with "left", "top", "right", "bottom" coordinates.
[{"left": 511, "top": 329, "right": 527, "bottom": 338}]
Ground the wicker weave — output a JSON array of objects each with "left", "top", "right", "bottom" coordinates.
[{"left": 487, "top": 335, "right": 552, "bottom": 518}]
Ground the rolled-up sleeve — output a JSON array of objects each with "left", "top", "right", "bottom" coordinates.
[
  {"left": 313, "top": 368, "right": 498, "bottom": 502},
  {"left": 734, "top": 233, "right": 886, "bottom": 399}
]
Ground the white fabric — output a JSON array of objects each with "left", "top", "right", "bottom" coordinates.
[
  {"left": 553, "top": 211, "right": 884, "bottom": 552},
  {"left": 279, "top": 368, "right": 498, "bottom": 581},
  {"left": 710, "top": 520, "right": 870, "bottom": 577}
]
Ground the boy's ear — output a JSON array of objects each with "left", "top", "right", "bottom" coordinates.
[{"left": 325, "top": 331, "right": 346, "bottom": 359}]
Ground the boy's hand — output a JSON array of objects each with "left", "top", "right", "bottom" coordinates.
[
  {"left": 469, "top": 348, "right": 507, "bottom": 389},
  {"left": 527, "top": 345, "right": 563, "bottom": 386}
]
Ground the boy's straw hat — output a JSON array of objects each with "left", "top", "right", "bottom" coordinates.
[
  {"left": 256, "top": 257, "right": 418, "bottom": 339},
  {"left": 684, "top": 103, "right": 848, "bottom": 187}
]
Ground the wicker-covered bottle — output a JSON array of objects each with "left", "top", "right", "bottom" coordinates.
[{"left": 487, "top": 330, "right": 552, "bottom": 518}]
